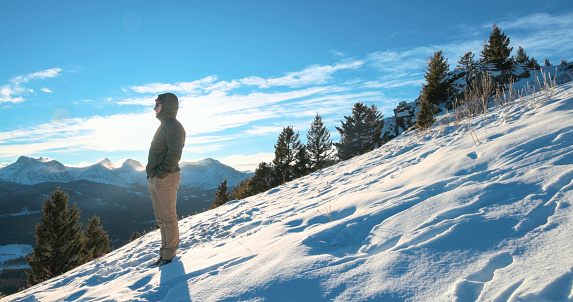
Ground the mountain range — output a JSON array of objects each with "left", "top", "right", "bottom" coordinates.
[
  {"left": 0, "top": 157, "right": 252, "bottom": 248},
  {"left": 0, "top": 156, "right": 251, "bottom": 190}
]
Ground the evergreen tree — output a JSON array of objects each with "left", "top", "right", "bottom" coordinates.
[
  {"left": 527, "top": 57, "right": 540, "bottom": 70},
  {"left": 26, "top": 189, "right": 87, "bottom": 286},
  {"left": 130, "top": 231, "right": 140, "bottom": 242},
  {"left": 335, "top": 102, "right": 384, "bottom": 161},
  {"left": 422, "top": 50, "right": 450, "bottom": 106},
  {"left": 306, "top": 114, "right": 334, "bottom": 172},
  {"left": 416, "top": 98, "right": 436, "bottom": 130},
  {"left": 293, "top": 145, "right": 311, "bottom": 178},
  {"left": 250, "top": 162, "right": 274, "bottom": 195},
  {"left": 561, "top": 60, "right": 568, "bottom": 66},
  {"left": 272, "top": 127, "right": 302, "bottom": 185},
  {"left": 545, "top": 58, "right": 551, "bottom": 66},
  {"left": 83, "top": 216, "right": 112, "bottom": 260},
  {"left": 211, "top": 179, "right": 231, "bottom": 209},
  {"left": 514, "top": 46, "right": 530, "bottom": 64},
  {"left": 481, "top": 24, "right": 513, "bottom": 70},
  {"left": 232, "top": 177, "right": 253, "bottom": 200},
  {"left": 456, "top": 51, "right": 477, "bottom": 71}
]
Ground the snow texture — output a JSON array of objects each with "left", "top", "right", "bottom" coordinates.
[{"left": 3, "top": 82, "right": 573, "bottom": 301}]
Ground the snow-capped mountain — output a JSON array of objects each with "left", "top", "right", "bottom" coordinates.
[
  {"left": 5, "top": 81, "right": 573, "bottom": 302},
  {"left": 0, "top": 157, "right": 251, "bottom": 189},
  {"left": 180, "top": 158, "right": 251, "bottom": 190},
  {"left": 75, "top": 159, "right": 128, "bottom": 187},
  {"left": 0, "top": 156, "right": 73, "bottom": 184}
]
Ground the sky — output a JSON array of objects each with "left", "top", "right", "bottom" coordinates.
[{"left": 1, "top": 0, "right": 572, "bottom": 171}]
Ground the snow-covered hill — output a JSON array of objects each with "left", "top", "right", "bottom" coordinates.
[
  {"left": 0, "top": 157, "right": 250, "bottom": 189},
  {"left": 4, "top": 80, "right": 573, "bottom": 301}
]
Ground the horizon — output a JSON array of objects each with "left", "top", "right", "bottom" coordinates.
[{"left": 1, "top": 1, "right": 572, "bottom": 171}]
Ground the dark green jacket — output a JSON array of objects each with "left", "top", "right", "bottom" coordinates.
[{"left": 146, "top": 93, "right": 186, "bottom": 179}]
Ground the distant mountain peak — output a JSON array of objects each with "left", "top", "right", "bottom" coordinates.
[
  {"left": 98, "top": 158, "right": 114, "bottom": 170},
  {"left": 122, "top": 159, "right": 144, "bottom": 169}
]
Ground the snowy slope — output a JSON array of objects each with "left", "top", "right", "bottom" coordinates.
[{"left": 4, "top": 82, "right": 573, "bottom": 302}]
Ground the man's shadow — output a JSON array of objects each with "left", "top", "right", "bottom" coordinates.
[{"left": 160, "top": 257, "right": 192, "bottom": 301}]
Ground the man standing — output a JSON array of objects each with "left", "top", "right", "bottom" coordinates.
[{"left": 146, "top": 92, "right": 186, "bottom": 267}]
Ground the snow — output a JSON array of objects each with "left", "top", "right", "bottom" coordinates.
[{"left": 3, "top": 82, "right": 573, "bottom": 301}]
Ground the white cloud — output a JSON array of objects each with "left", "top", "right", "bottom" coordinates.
[
  {"left": 240, "top": 60, "right": 365, "bottom": 88},
  {"left": 1, "top": 68, "right": 62, "bottom": 103},
  {"left": 41, "top": 88, "right": 53, "bottom": 93},
  {"left": 129, "top": 76, "right": 219, "bottom": 94},
  {"left": 330, "top": 50, "right": 346, "bottom": 57}
]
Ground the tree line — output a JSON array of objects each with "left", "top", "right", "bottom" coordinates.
[
  {"left": 417, "top": 24, "right": 570, "bottom": 129},
  {"left": 211, "top": 103, "right": 387, "bottom": 208}
]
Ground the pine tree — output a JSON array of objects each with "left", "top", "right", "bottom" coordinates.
[
  {"left": 561, "top": 60, "right": 568, "bottom": 66},
  {"left": 335, "top": 102, "right": 384, "bottom": 161},
  {"left": 422, "top": 50, "right": 450, "bottom": 106},
  {"left": 211, "top": 179, "right": 231, "bottom": 209},
  {"left": 545, "top": 58, "right": 551, "bottom": 66},
  {"left": 26, "top": 189, "right": 87, "bottom": 286},
  {"left": 232, "top": 177, "right": 253, "bottom": 200},
  {"left": 456, "top": 51, "right": 476, "bottom": 71},
  {"left": 272, "top": 127, "right": 302, "bottom": 185},
  {"left": 416, "top": 98, "right": 436, "bottom": 130},
  {"left": 293, "top": 145, "right": 311, "bottom": 178},
  {"left": 481, "top": 24, "right": 513, "bottom": 71},
  {"left": 514, "top": 46, "right": 530, "bottom": 64},
  {"left": 83, "top": 216, "right": 112, "bottom": 260},
  {"left": 527, "top": 57, "right": 540, "bottom": 70},
  {"left": 250, "top": 162, "right": 274, "bottom": 194},
  {"left": 306, "top": 114, "right": 334, "bottom": 172}
]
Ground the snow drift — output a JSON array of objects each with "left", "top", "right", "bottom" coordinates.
[{"left": 3, "top": 82, "right": 573, "bottom": 301}]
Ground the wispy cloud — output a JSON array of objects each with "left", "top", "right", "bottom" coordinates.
[
  {"left": 498, "top": 12, "right": 573, "bottom": 60},
  {"left": 0, "top": 68, "right": 62, "bottom": 103},
  {"left": 129, "top": 76, "right": 220, "bottom": 94},
  {"left": 240, "top": 60, "right": 365, "bottom": 88}
]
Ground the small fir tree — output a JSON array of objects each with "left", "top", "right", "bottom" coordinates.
[
  {"left": 481, "top": 24, "right": 513, "bottom": 71},
  {"left": 560, "top": 59, "right": 568, "bottom": 66},
  {"left": 26, "top": 189, "right": 87, "bottom": 286},
  {"left": 83, "top": 216, "right": 112, "bottom": 260},
  {"left": 250, "top": 162, "right": 274, "bottom": 195},
  {"left": 544, "top": 58, "right": 551, "bottom": 66},
  {"left": 272, "top": 127, "right": 302, "bottom": 185},
  {"left": 422, "top": 50, "right": 451, "bottom": 106},
  {"left": 527, "top": 57, "right": 540, "bottom": 70},
  {"left": 335, "top": 102, "right": 384, "bottom": 161},
  {"left": 416, "top": 98, "right": 436, "bottom": 130},
  {"left": 211, "top": 179, "right": 231, "bottom": 209},
  {"left": 514, "top": 46, "right": 530, "bottom": 64},
  {"left": 306, "top": 114, "right": 334, "bottom": 172},
  {"left": 232, "top": 177, "right": 253, "bottom": 200},
  {"left": 456, "top": 51, "right": 477, "bottom": 71},
  {"left": 293, "top": 145, "right": 311, "bottom": 178}
]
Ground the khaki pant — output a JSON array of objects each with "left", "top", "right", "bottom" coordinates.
[{"left": 148, "top": 171, "right": 181, "bottom": 260}]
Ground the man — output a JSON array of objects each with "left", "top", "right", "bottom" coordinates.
[{"left": 146, "top": 92, "right": 186, "bottom": 267}]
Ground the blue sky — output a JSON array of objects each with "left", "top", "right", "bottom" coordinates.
[{"left": 1, "top": 1, "right": 572, "bottom": 171}]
